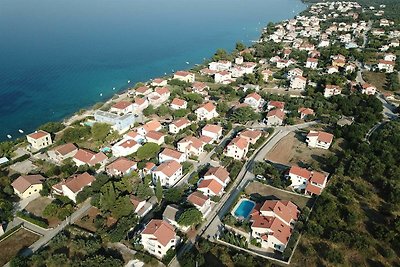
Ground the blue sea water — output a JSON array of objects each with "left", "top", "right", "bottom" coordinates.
[
  {"left": 0, "top": 0, "right": 305, "bottom": 140},
  {"left": 234, "top": 199, "right": 256, "bottom": 219}
]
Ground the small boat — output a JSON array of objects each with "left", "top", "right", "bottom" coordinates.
[
  {"left": 113, "top": 87, "right": 116, "bottom": 90},
  {"left": 18, "top": 129, "right": 24, "bottom": 133},
  {"left": 7, "top": 135, "right": 12, "bottom": 139},
  {"left": 127, "top": 80, "right": 131, "bottom": 83},
  {"left": 164, "top": 72, "right": 167, "bottom": 75},
  {"left": 186, "top": 61, "right": 189, "bottom": 64},
  {"left": 100, "top": 93, "right": 103, "bottom": 96}
]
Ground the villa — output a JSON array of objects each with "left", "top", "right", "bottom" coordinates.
[
  {"left": 169, "top": 118, "right": 191, "bottom": 134},
  {"left": 174, "top": 71, "right": 195, "bottom": 83},
  {"left": 298, "top": 107, "right": 315, "bottom": 119},
  {"left": 106, "top": 157, "right": 137, "bottom": 177},
  {"left": 224, "top": 137, "right": 249, "bottom": 160},
  {"left": 265, "top": 109, "right": 285, "bottom": 126},
  {"left": 187, "top": 191, "right": 211, "bottom": 217},
  {"left": 94, "top": 110, "right": 135, "bottom": 133},
  {"left": 195, "top": 102, "right": 218, "bottom": 121},
  {"left": 27, "top": 130, "right": 52, "bottom": 151},
  {"left": 48, "top": 143, "right": 78, "bottom": 163},
  {"left": 112, "top": 138, "right": 141, "bottom": 157},
  {"left": 287, "top": 165, "right": 328, "bottom": 195},
  {"left": 110, "top": 101, "right": 134, "bottom": 114},
  {"left": 11, "top": 174, "right": 45, "bottom": 199},
  {"left": 306, "top": 130, "right": 334, "bottom": 149},
  {"left": 52, "top": 172, "right": 95, "bottom": 202},
  {"left": 170, "top": 98, "right": 188, "bottom": 110},
  {"left": 73, "top": 149, "right": 108, "bottom": 167},
  {"left": 145, "top": 131, "right": 165, "bottom": 145},
  {"left": 141, "top": 219, "right": 178, "bottom": 258},
  {"left": 152, "top": 160, "right": 183, "bottom": 187},
  {"left": 244, "top": 92, "right": 264, "bottom": 110},
  {"left": 177, "top": 136, "right": 205, "bottom": 157},
  {"left": 159, "top": 148, "right": 187, "bottom": 163}
]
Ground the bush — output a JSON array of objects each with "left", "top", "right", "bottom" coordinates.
[{"left": 16, "top": 211, "right": 48, "bottom": 228}]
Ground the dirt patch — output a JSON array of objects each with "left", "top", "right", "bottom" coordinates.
[
  {"left": 25, "top": 197, "right": 62, "bottom": 228},
  {"left": 245, "top": 181, "right": 311, "bottom": 209},
  {"left": 363, "top": 71, "right": 388, "bottom": 92},
  {"left": 265, "top": 131, "right": 334, "bottom": 168},
  {"left": 74, "top": 207, "right": 101, "bottom": 232},
  {"left": 0, "top": 228, "right": 40, "bottom": 266}
]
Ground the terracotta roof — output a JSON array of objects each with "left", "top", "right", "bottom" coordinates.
[
  {"left": 27, "top": 130, "right": 50, "bottom": 140},
  {"left": 53, "top": 143, "right": 77, "bottom": 156},
  {"left": 362, "top": 83, "right": 376, "bottom": 89},
  {"left": 295, "top": 75, "right": 307, "bottom": 81},
  {"left": 74, "top": 149, "right": 96, "bottom": 163},
  {"left": 187, "top": 191, "right": 209, "bottom": 207},
  {"left": 146, "top": 130, "right": 164, "bottom": 141},
  {"left": 379, "top": 59, "right": 395, "bottom": 65},
  {"left": 246, "top": 92, "right": 262, "bottom": 101},
  {"left": 199, "top": 102, "right": 216, "bottom": 112},
  {"left": 155, "top": 87, "right": 170, "bottom": 96},
  {"left": 192, "top": 82, "right": 207, "bottom": 90},
  {"left": 134, "top": 97, "right": 147, "bottom": 105},
  {"left": 155, "top": 160, "right": 182, "bottom": 177},
  {"left": 152, "top": 78, "right": 165, "bottom": 84},
  {"left": 205, "top": 166, "right": 230, "bottom": 183},
  {"left": 298, "top": 107, "right": 314, "bottom": 115},
  {"left": 228, "top": 137, "right": 249, "bottom": 150},
  {"left": 126, "top": 131, "right": 140, "bottom": 139},
  {"left": 202, "top": 124, "right": 222, "bottom": 134},
  {"left": 178, "top": 136, "right": 204, "bottom": 150},
  {"left": 143, "top": 120, "right": 162, "bottom": 133},
  {"left": 251, "top": 214, "right": 292, "bottom": 245},
  {"left": 172, "top": 118, "right": 191, "bottom": 128},
  {"left": 268, "top": 101, "right": 285, "bottom": 109},
  {"left": 260, "top": 200, "right": 299, "bottom": 224},
  {"left": 240, "top": 130, "right": 262, "bottom": 140},
  {"left": 136, "top": 86, "right": 151, "bottom": 94},
  {"left": 142, "top": 219, "right": 176, "bottom": 246},
  {"left": 12, "top": 175, "right": 44, "bottom": 193},
  {"left": 171, "top": 98, "right": 187, "bottom": 107},
  {"left": 325, "top": 84, "right": 341, "bottom": 90},
  {"left": 144, "top": 162, "right": 156, "bottom": 171},
  {"left": 199, "top": 135, "right": 213, "bottom": 144},
  {"left": 175, "top": 71, "right": 192, "bottom": 77},
  {"left": 307, "top": 131, "right": 333, "bottom": 143},
  {"left": 58, "top": 172, "right": 95, "bottom": 193},
  {"left": 112, "top": 101, "right": 132, "bottom": 110},
  {"left": 289, "top": 165, "right": 311, "bottom": 179},
  {"left": 119, "top": 139, "right": 138, "bottom": 148},
  {"left": 160, "top": 148, "right": 183, "bottom": 160},
  {"left": 307, "top": 57, "right": 318, "bottom": 62},
  {"left": 267, "top": 109, "right": 285, "bottom": 120},
  {"left": 107, "top": 157, "right": 136, "bottom": 173},
  {"left": 309, "top": 171, "right": 327, "bottom": 185},
  {"left": 198, "top": 179, "right": 223, "bottom": 195},
  {"left": 305, "top": 183, "right": 323, "bottom": 195}
]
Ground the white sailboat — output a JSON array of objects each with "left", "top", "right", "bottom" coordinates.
[
  {"left": 18, "top": 129, "right": 24, "bottom": 133},
  {"left": 7, "top": 135, "right": 12, "bottom": 139}
]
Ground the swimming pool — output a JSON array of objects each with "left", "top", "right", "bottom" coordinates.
[{"left": 233, "top": 199, "right": 256, "bottom": 219}]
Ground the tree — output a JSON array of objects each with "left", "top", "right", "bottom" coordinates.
[
  {"left": 143, "top": 105, "right": 155, "bottom": 116},
  {"left": 39, "top": 122, "right": 65, "bottom": 134},
  {"left": 156, "top": 105, "right": 170, "bottom": 117},
  {"left": 136, "top": 183, "right": 154, "bottom": 199},
  {"left": 156, "top": 178, "right": 163, "bottom": 203},
  {"left": 111, "top": 196, "right": 133, "bottom": 219},
  {"left": 100, "top": 182, "right": 117, "bottom": 211},
  {"left": 91, "top": 123, "right": 111, "bottom": 141},
  {"left": 229, "top": 106, "right": 260, "bottom": 123},
  {"left": 164, "top": 187, "right": 184, "bottom": 203},
  {"left": 136, "top": 143, "right": 161, "bottom": 160},
  {"left": 177, "top": 208, "right": 202, "bottom": 227},
  {"left": 235, "top": 42, "right": 246, "bottom": 51}
]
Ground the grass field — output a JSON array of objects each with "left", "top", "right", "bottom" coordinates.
[
  {"left": 0, "top": 228, "right": 40, "bottom": 266},
  {"left": 363, "top": 71, "right": 387, "bottom": 92}
]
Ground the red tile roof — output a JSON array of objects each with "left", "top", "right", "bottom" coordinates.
[
  {"left": 198, "top": 179, "right": 223, "bottom": 195},
  {"left": 175, "top": 71, "right": 192, "bottom": 77},
  {"left": 107, "top": 157, "right": 136, "bottom": 173},
  {"left": 199, "top": 102, "right": 216, "bottom": 112},
  {"left": 228, "top": 137, "right": 249, "bottom": 150},
  {"left": 112, "top": 101, "right": 132, "bottom": 110},
  {"left": 146, "top": 131, "right": 165, "bottom": 141},
  {"left": 187, "top": 191, "right": 209, "bottom": 207},
  {"left": 289, "top": 165, "right": 312, "bottom": 179},
  {"left": 205, "top": 166, "right": 230, "bottom": 183},
  {"left": 155, "top": 160, "right": 182, "bottom": 177},
  {"left": 239, "top": 130, "right": 262, "bottom": 140},
  {"left": 160, "top": 148, "right": 183, "bottom": 160},
  {"left": 172, "top": 118, "right": 191, "bottom": 128},
  {"left": 260, "top": 200, "right": 299, "bottom": 224},
  {"left": 305, "top": 183, "right": 323, "bottom": 195},
  {"left": 142, "top": 219, "right": 176, "bottom": 246},
  {"left": 246, "top": 92, "right": 262, "bottom": 101},
  {"left": 267, "top": 109, "right": 285, "bottom": 120},
  {"left": 55, "top": 172, "right": 95, "bottom": 193},
  {"left": 12, "top": 175, "right": 45, "bottom": 193},
  {"left": 298, "top": 107, "right": 314, "bottom": 116},
  {"left": 53, "top": 143, "right": 77, "bottom": 156},
  {"left": 28, "top": 130, "right": 50, "bottom": 140},
  {"left": 268, "top": 101, "right": 285, "bottom": 110},
  {"left": 202, "top": 124, "right": 222, "bottom": 134},
  {"left": 171, "top": 98, "right": 187, "bottom": 107}
]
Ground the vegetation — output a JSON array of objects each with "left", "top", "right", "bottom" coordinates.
[
  {"left": 136, "top": 143, "right": 161, "bottom": 160},
  {"left": 177, "top": 208, "right": 203, "bottom": 227}
]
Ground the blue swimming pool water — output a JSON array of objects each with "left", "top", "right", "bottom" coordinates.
[{"left": 234, "top": 199, "right": 255, "bottom": 219}]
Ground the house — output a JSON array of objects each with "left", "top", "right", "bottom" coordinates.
[
  {"left": 169, "top": 118, "right": 191, "bottom": 134},
  {"left": 305, "top": 58, "right": 318, "bottom": 69},
  {"left": 133, "top": 97, "right": 149, "bottom": 113},
  {"left": 130, "top": 195, "right": 152, "bottom": 217},
  {"left": 174, "top": 71, "right": 195, "bottom": 83},
  {"left": 203, "top": 166, "right": 231, "bottom": 187},
  {"left": 159, "top": 148, "right": 187, "bottom": 163},
  {"left": 306, "top": 130, "right": 334, "bottom": 149},
  {"left": 52, "top": 172, "right": 95, "bottom": 202},
  {"left": 327, "top": 65, "right": 339, "bottom": 74},
  {"left": 332, "top": 59, "right": 346, "bottom": 68},
  {"left": 152, "top": 160, "right": 183, "bottom": 187},
  {"left": 298, "top": 107, "right": 315, "bottom": 119},
  {"left": 170, "top": 98, "right": 187, "bottom": 110},
  {"left": 151, "top": 78, "right": 168, "bottom": 87},
  {"left": 177, "top": 136, "right": 205, "bottom": 157},
  {"left": 27, "top": 130, "right": 52, "bottom": 151},
  {"left": 106, "top": 157, "right": 137, "bottom": 176},
  {"left": 260, "top": 200, "right": 299, "bottom": 226},
  {"left": 242, "top": 62, "right": 257, "bottom": 73},
  {"left": 265, "top": 109, "right": 285, "bottom": 126},
  {"left": 201, "top": 124, "right": 223, "bottom": 142},
  {"left": 141, "top": 219, "right": 178, "bottom": 258},
  {"left": 361, "top": 83, "right": 377, "bottom": 95},
  {"left": 142, "top": 162, "right": 156, "bottom": 177},
  {"left": 112, "top": 138, "right": 141, "bottom": 157},
  {"left": 244, "top": 92, "right": 263, "bottom": 110},
  {"left": 195, "top": 102, "right": 218, "bottom": 121},
  {"left": 94, "top": 110, "right": 135, "bottom": 133},
  {"left": 214, "top": 71, "right": 232, "bottom": 84},
  {"left": 305, "top": 170, "right": 329, "bottom": 196},
  {"left": 287, "top": 68, "right": 303, "bottom": 80},
  {"left": 148, "top": 87, "right": 170, "bottom": 106},
  {"left": 146, "top": 131, "right": 165, "bottom": 145},
  {"left": 124, "top": 131, "right": 145, "bottom": 144},
  {"left": 110, "top": 101, "right": 134, "bottom": 114},
  {"left": 11, "top": 175, "right": 44, "bottom": 199},
  {"left": 324, "top": 85, "right": 341, "bottom": 98},
  {"left": 262, "top": 69, "right": 273, "bottom": 82},
  {"left": 290, "top": 76, "right": 307, "bottom": 90},
  {"left": 48, "top": 143, "right": 78, "bottom": 163},
  {"left": 209, "top": 61, "right": 232, "bottom": 71},
  {"left": 377, "top": 60, "right": 395, "bottom": 73},
  {"left": 163, "top": 204, "right": 190, "bottom": 232},
  {"left": 137, "top": 120, "right": 162, "bottom": 136},
  {"left": 197, "top": 179, "right": 224, "bottom": 197},
  {"left": 267, "top": 101, "right": 285, "bottom": 111},
  {"left": 187, "top": 191, "right": 211, "bottom": 216},
  {"left": 73, "top": 149, "right": 108, "bottom": 167},
  {"left": 239, "top": 130, "right": 262, "bottom": 144},
  {"left": 192, "top": 82, "right": 209, "bottom": 95},
  {"left": 287, "top": 165, "right": 328, "bottom": 195},
  {"left": 135, "top": 86, "right": 152, "bottom": 96},
  {"left": 224, "top": 137, "right": 249, "bottom": 160},
  {"left": 384, "top": 53, "right": 396, "bottom": 61}
]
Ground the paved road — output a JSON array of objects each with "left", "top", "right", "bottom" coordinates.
[{"left": 168, "top": 121, "right": 315, "bottom": 267}]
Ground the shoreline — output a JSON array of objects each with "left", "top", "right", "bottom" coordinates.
[{"left": 1, "top": 1, "right": 306, "bottom": 143}]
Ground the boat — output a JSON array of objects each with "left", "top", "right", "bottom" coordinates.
[
  {"left": 127, "top": 80, "right": 131, "bottom": 83},
  {"left": 7, "top": 135, "right": 12, "bottom": 139},
  {"left": 186, "top": 61, "right": 189, "bottom": 64},
  {"left": 18, "top": 129, "right": 24, "bottom": 133},
  {"left": 100, "top": 93, "right": 103, "bottom": 96},
  {"left": 113, "top": 87, "right": 116, "bottom": 90}
]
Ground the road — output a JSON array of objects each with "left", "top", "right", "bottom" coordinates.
[{"left": 168, "top": 121, "right": 315, "bottom": 267}]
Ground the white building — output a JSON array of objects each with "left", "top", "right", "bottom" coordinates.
[
  {"left": 169, "top": 118, "right": 191, "bottom": 134},
  {"left": 244, "top": 92, "right": 263, "bottom": 110},
  {"left": 174, "top": 71, "right": 195, "bottom": 83},
  {"left": 306, "top": 130, "right": 334, "bottom": 149},
  {"left": 152, "top": 160, "right": 183, "bottom": 187},
  {"left": 201, "top": 124, "right": 223, "bottom": 143},
  {"left": 195, "top": 102, "right": 218, "bottom": 121},
  {"left": 224, "top": 137, "right": 249, "bottom": 160},
  {"left": 159, "top": 148, "right": 187, "bottom": 163},
  {"left": 27, "top": 130, "right": 52, "bottom": 151},
  {"left": 52, "top": 172, "right": 95, "bottom": 203},
  {"left": 324, "top": 85, "right": 341, "bottom": 98},
  {"left": 112, "top": 138, "right": 141, "bottom": 157},
  {"left": 141, "top": 219, "right": 178, "bottom": 258}
]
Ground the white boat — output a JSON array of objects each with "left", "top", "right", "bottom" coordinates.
[
  {"left": 127, "top": 80, "right": 131, "bottom": 83},
  {"left": 100, "top": 93, "right": 103, "bottom": 96},
  {"left": 18, "top": 129, "right": 24, "bottom": 133},
  {"left": 186, "top": 61, "right": 189, "bottom": 64},
  {"left": 113, "top": 87, "right": 115, "bottom": 90},
  {"left": 7, "top": 135, "right": 12, "bottom": 139}
]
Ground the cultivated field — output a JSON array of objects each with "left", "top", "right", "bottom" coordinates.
[
  {"left": 245, "top": 181, "right": 311, "bottom": 209},
  {"left": 0, "top": 228, "right": 40, "bottom": 266}
]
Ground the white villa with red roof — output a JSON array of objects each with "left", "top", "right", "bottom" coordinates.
[
  {"left": 169, "top": 118, "right": 192, "bottom": 134},
  {"left": 152, "top": 160, "right": 183, "bottom": 187},
  {"left": 159, "top": 148, "right": 187, "bottom": 163},
  {"left": 106, "top": 157, "right": 137, "bottom": 176},
  {"left": 192, "top": 82, "right": 209, "bottom": 95},
  {"left": 187, "top": 191, "right": 211, "bottom": 217},
  {"left": 214, "top": 71, "right": 232, "bottom": 84},
  {"left": 298, "top": 107, "right": 315, "bottom": 119},
  {"left": 141, "top": 219, "right": 178, "bottom": 258},
  {"left": 52, "top": 172, "right": 95, "bottom": 202},
  {"left": 151, "top": 78, "right": 168, "bottom": 87},
  {"left": 148, "top": 87, "right": 170, "bottom": 107},
  {"left": 48, "top": 143, "right": 78, "bottom": 163},
  {"left": 201, "top": 124, "right": 223, "bottom": 142},
  {"left": 306, "top": 130, "right": 334, "bottom": 149},
  {"left": 209, "top": 60, "right": 232, "bottom": 71},
  {"left": 198, "top": 179, "right": 224, "bottom": 197},
  {"left": 324, "top": 85, "right": 342, "bottom": 98},
  {"left": 110, "top": 101, "right": 134, "bottom": 114},
  {"left": 290, "top": 76, "right": 307, "bottom": 90},
  {"left": 135, "top": 86, "right": 152, "bottom": 96},
  {"left": 203, "top": 166, "right": 231, "bottom": 188},
  {"left": 195, "top": 102, "right": 218, "bottom": 121},
  {"left": 112, "top": 138, "right": 141, "bottom": 157},
  {"left": 27, "top": 130, "right": 52, "bottom": 151},
  {"left": 137, "top": 120, "right": 162, "bottom": 136},
  {"left": 377, "top": 59, "right": 395, "bottom": 73},
  {"left": 145, "top": 131, "right": 165, "bottom": 145},
  {"left": 267, "top": 101, "right": 285, "bottom": 111},
  {"left": 170, "top": 98, "right": 187, "bottom": 110},
  {"left": 224, "top": 137, "right": 249, "bottom": 160},
  {"left": 244, "top": 92, "right": 264, "bottom": 110},
  {"left": 239, "top": 129, "right": 262, "bottom": 144},
  {"left": 133, "top": 97, "right": 149, "bottom": 113},
  {"left": 265, "top": 109, "right": 285, "bottom": 126},
  {"left": 287, "top": 165, "right": 329, "bottom": 195},
  {"left": 174, "top": 71, "right": 195, "bottom": 83},
  {"left": 361, "top": 84, "right": 377, "bottom": 95},
  {"left": 11, "top": 175, "right": 44, "bottom": 199},
  {"left": 177, "top": 136, "right": 205, "bottom": 157},
  {"left": 73, "top": 149, "right": 108, "bottom": 167},
  {"left": 305, "top": 57, "right": 318, "bottom": 69}
]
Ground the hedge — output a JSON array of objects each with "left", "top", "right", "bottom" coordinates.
[{"left": 16, "top": 211, "right": 48, "bottom": 229}]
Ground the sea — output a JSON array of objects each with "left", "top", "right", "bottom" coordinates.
[{"left": 0, "top": 0, "right": 306, "bottom": 141}]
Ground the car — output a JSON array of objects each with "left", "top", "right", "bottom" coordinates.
[{"left": 256, "top": 174, "right": 265, "bottom": 180}]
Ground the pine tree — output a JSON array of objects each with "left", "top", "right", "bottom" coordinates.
[{"left": 156, "top": 178, "right": 163, "bottom": 203}]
